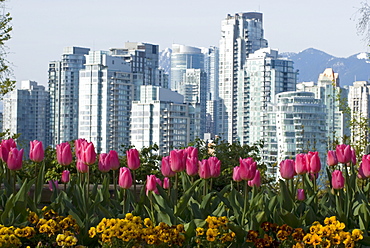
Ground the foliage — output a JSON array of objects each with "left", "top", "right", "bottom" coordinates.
[
  {"left": 0, "top": 0, "right": 15, "bottom": 99},
  {"left": 356, "top": 2, "right": 370, "bottom": 44}
]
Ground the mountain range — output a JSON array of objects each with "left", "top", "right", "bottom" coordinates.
[
  {"left": 159, "top": 47, "right": 370, "bottom": 87},
  {"left": 280, "top": 48, "right": 370, "bottom": 87}
]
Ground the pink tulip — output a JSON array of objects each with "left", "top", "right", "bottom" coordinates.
[
  {"left": 336, "top": 144, "right": 352, "bottom": 164},
  {"left": 170, "top": 149, "right": 186, "bottom": 172},
  {"left": 74, "top": 138, "right": 87, "bottom": 160},
  {"left": 232, "top": 166, "right": 242, "bottom": 182},
  {"left": 56, "top": 142, "right": 73, "bottom": 166},
  {"left": 326, "top": 150, "right": 338, "bottom": 166},
  {"left": 7, "top": 148, "right": 24, "bottom": 171},
  {"left": 331, "top": 170, "right": 345, "bottom": 189},
  {"left": 199, "top": 159, "right": 211, "bottom": 179},
  {"left": 146, "top": 175, "right": 157, "bottom": 192},
  {"left": 61, "top": 170, "right": 70, "bottom": 183},
  {"left": 297, "top": 189, "right": 305, "bottom": 201},
  {"left": 29, "top": 140, "right": 44, "bottom": 163},
  {"left": 361, "top": 155, "right": 370, "bottom": 178},
  {"left": 248, "top": 170, "right": 261, "bottom": 187},
  {"left": 186, "top": 156, "right": 198, "bottom": 176},
  {"left": 351, "top": 148, "right": 357, "bottom": 165},
  {"left": 48, "top": 180, "right": 58, "bottom": 191},
  {"left": 208, "top": 157, "right": 221, "bottom": 178},
  {"left": 0, "top": 138, "right": 16, "bottom": 162},
  {"left": 358, "top": 163, "right": 366, "bottom": 179},
  {"left": 163, "top": 177, "right": 170, "bottom": 189},
  {"left": 118, "top": 167, "right": 132, "bottom": 189},
  {"left": 306, "top": 151, "right": 321, "bottom": 174},
  {"left": 76, "top": 160, "right": 89, "bottom": 173},
  {"left": 295, "top": 154, "right": 308, "bottom": 175},
  {"left": 126, "top": 149, "right": 140, "bottom": 170},
  {"left": 81, "top": 141, "right": 96, "bottom": 165},
  {"left": 239, "top": 157, "right": 257, "bottom": 181},
  {"left": 161, "top": 156, "right": 176, "bottom": 177},
  {"left": 98, "top": 153, "right": 111, "bottom": 173},
  {"left": 185, "top": 146, "right": 198, "bottom": 159},
  {"left": 279, "top": 159, "right": 296, "bottom": 179},
  {"left": 109, "top": 150, "right": 120, "bottom": 170}
]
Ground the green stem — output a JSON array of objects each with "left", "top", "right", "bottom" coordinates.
[
  {"left": 175, "top": 173, "right": 178, "bottom": 212},
  {"left": 133, "top": 170, "right": 137, "bottom": 202},
  {"left": 13, "top": 170, "right": 16, "bottom": 194},
  {"left": 122, "top": 188, "right": 126, "bottom": 214},
  {"left": 242, "top": 181, "right": 249, "bottom": 226},
  {"left": 113, "top": 170, "right": 117, "bottom": 196}
]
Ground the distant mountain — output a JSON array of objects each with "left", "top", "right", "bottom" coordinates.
[{"left": 280, "top": 48, "right": 370, "bottom": 86}]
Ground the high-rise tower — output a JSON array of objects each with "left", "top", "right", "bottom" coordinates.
[
  {"left": 218, "top": 12, "right": 268, "bottom": 143},
  {"left": 48, "top": 46, "right": 90, "bottom": 146}
]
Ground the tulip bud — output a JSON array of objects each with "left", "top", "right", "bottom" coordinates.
[
  {"left": 331, "top": 170, "right": 345, "bottom": 189},
  {"left": 361, "top": 155, "right": 370, "bottom": 178},
  {"left": 7, "top": 148, "right": 24, "bottom": 171},
  {"left": 297, "top": 189, "right": 305, "bottom": 201},
  {"left": 76, "top": 160, "right": 89, "bottom": 173},
  {"left": 163, "top": 177, "right": 170, "bottom": 189},
  {"left": 161, "top": 156, "right": 176, "bottom": 177},
  {"left": 199, "top": 159, "right": 211, "bottom": 179},
  {"left": 29, "top": 140, "right": 44, "bottom": 163},
  {"left": 48, "top": 180, "right": 58, "bottom": 191},
  {"left": 74, "top": 138, "right": 87, "bottom": 160},
  {"left": 326, "top": 150, "right": 338, "bottom": 166},
  {"left": 98, "top": 153, "right": 111, "bottom": 173},
  {"left": 170, "top": 149, "right": 186, "bottom": 172},
  {"left": 61, "top": 170, "right": 70, "bottom": 183},
  {"left": 336, "top": 144, "right": 351, "bottom": 164},
  {"left": 81, "top": 142, "right": 96, "bottom": 165},
  {"left": 0, "top": 138, "right": 17, "bottom": 162},
  {"left": 208, "top": 157, "right": 221, "bottom": 178},
  {"left": 358, "top": 163, "right": 366, "bottom": 179},
  {"left": 307, "top": 151, "right": 321, "bottom": 174},
  {"left": 185, "top": 146, "right": 198, "bottom": 159},
  {"left": 146, "top": 175, "right": 157, "bottom": 192},
  {"left": 126, "top": 148, "right": 140, "bottom": 170},
  {"left": 186, "top": 156, "right": 198, "bottom": 176},
  {"left": 295, "top": 154, "right": 308, "bottom": 175},
  {"left": 239, "top": 157, "right": 257, "bottom": 180},
  {"left": 109, "top": 150, "right": 120, "bottom": 170},
  {"left": 119, "top": 167, "right": 132, "bottom": 189},
  {"left": 248, "top": 170, "right": 261, "bottom": 187},
  {"left": 279, "top": 159, "right": 296, "bottom": 179},
  {"left": 56, "top": 142, "right": 73, "bottom": 166},
  {"left": 232, "top": 166, "right": 242, "bottom": 182}
]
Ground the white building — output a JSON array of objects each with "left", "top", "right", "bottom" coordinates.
[
  {"left": 348, "top": 81, "right": 370, "bottom": 148},
  {"left": 3, "top": 80, "right": 49, "bottom": 148},
  {"left": 130, "top": 85, "right": 193, "bottom": 155},
  {"left": 78, "top": 51, "right": 133, "bottom": 154},
  {"left": 244, "top": 48, "right": 297, "bottom": 145},
  {"left": 297, "top": 68, "right": 349, "bottom": 148},
  {"left": 48, "top": 46, "right": 90, "bottom": 146},
  {"left": 218, "top": 12, "right": 268, "bottom": 143}
]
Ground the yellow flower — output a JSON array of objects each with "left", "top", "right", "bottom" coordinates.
[
  {"left": 324, "top": 216, "right": 337, "bottom": 225},
  {"left": 206, "top": 228, "right": 219, "bottom": 242},
  {"left": 311, "top": 233, "right": 322, "bottom": 246},
  {"left": 322, "top": 239, "right": 331, "bottom": 248},
  {"left": 27, "top": 211, "right": 39, "bottom": 224},
  {"left": 303, "top": 233, "right": 313, "bottom": 245},
  {"left": 39, "top": 224, "right": 51, "bottom": 234},
  {"left": 96, "top": 222, "right": 106, "bottom": 233},
  {"left": 321, "top": 226, "right": 331, "bottom": 237},
  {"left": 125, "top": 213, "right": 134, "bottom": 221},
  {"left": 88, "top": 227, "right": 96, "bottom": 238},
  {"left": 196, "top": 227, "right": 204, "bottom": 236},
  {"left": 352, "top": 229, "right": 363, "bottom": 241},
  {"left": 64, "top": 235, "right": 78, "bottom": 246},
  {"left": 293, "top": 242, "right": 304, "bottom": 248},
  {"left": 331, "top": 233, "right": 341, "bottom": 245},
  {"left": 310, "top": 224, "right": 322, "bottom": 234}
]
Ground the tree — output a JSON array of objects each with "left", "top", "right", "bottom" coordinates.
[
  {"left": 0, "top": 0, "right": 15, "bottom": 98},
  {"left": 356, "top": 2, "right": 370, "bottom": 44}
]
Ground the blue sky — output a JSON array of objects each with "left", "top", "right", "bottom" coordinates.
[{"left": 5, "top": 0, "right": 368, "bottom": 85}]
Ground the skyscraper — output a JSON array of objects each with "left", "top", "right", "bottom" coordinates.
[
  {"left": 3, "top": 81, "right": 49, "bottom": 148},
  {"left": 170, "top": 44, "right": 204, "bottom": 91},
  {"left": 48, "top": 46, "right": 90, "bottom": 146},
  {"left": 130, "top": 85, "right": 192, "bottom": 155},
  {"left": 78, "top": 51, "right": 133, "bottom": 154},
  {"left": 218, "top": 12, "right": 268, "bottom": 143}
]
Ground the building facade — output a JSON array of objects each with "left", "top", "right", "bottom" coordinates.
[
  {"left": 3, "top": 81, "right": 49, "bottom": 148},
  {"left": 218, "top": 12, "right": 268, "bottom": 142},
  {"left": 78, "top": 51, "right": 133, "bottom": 154},
  {"left": 130, "top": 86, "right": 192, "bottom": 155},
  {"left": 48, "top": 46, "right": 90, "bottom": 146}
]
